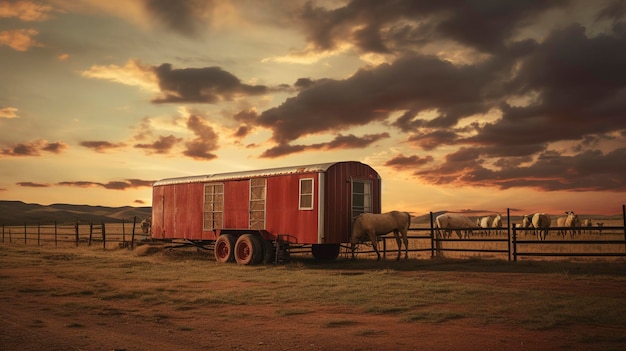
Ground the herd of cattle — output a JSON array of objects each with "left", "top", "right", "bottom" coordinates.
[
  {"left": 434, "top": 211, "right": 605, "bottom": 240},
  {"left": 350, "top": 210, "right": 608, "bottom": 261}
]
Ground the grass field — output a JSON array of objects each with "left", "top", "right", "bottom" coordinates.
[{"left": 1, "top": 244, "right": 625, "bottom": 350}]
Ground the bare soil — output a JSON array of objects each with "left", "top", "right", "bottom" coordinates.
[{"left": 1, "top": 246, "right": 625, "bottom": 351}]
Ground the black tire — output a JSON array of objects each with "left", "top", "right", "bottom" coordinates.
[
  {"left": 311, "top": 244, "right": 340, "bottom": 261},
  {"left": 234, "top": 234, "right": 263, "bottom": 265},
  {"left": 214, "top": 234, "right": 236, "bottom": 263},
  {"left": 261, "top": 239, "right": 275, "bottom": 264}
]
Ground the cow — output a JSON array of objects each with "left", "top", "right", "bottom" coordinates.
[
  {"left": 557, "top": 211, "right": 580, "bottom": 238},
  {"left": 350, "top": 211, "right": 411, "bottom": 261},
  {"left": 582, "top": 218, "right": 593, "bottom": 234},
  {"left": 479, "top": 216, "right": 493, "bottom": 236},
  {"left": 521, "top": 215, "right": 533, "bottom": 236},
  {"left": 491, "top": 213, "right": 503, "bottom": 236},
  {"left": 435, "top": 213, "right": 479, "bottom": 239},
  {"left": 532, "top": 213, "right": 551, "bottom": 240},
  {"left": 597, "top": 222, "right": 604, "bottom": 235}
]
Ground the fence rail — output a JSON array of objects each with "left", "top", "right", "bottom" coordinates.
[
  {"left": 1, "top": 217, "right": 144, "bottom": 249},
  {"left": 2, "top": 207, "right": 626, "bottom": 262}
]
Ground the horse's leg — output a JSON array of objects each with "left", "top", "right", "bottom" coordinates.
[
  {"left": 402, "top": 230, "right": 409, "bottom": 260},
  {"left": 393, "top": 230, "right": 402, "bottom": 260},
  {"left": 371, "top": 238, "right": 380, "bottom": 261},
  {"left": 370, "top": 233, "right": 380, "bottom": 261}
]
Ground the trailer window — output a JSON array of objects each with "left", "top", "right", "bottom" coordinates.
[
  {"left": 299, "top": 178, "right": 314, "bottom": 210},
  {"left": 352, "top": 180, "right": 372, "bottom": 218},
  {"left": 203, "top": 183, "right": 224, "bottom": 230}
]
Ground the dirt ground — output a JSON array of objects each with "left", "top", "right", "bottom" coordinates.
[{"left": 1, "top": 247, "right": 625, "bottom": 351}]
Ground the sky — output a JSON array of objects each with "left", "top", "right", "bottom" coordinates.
[{"left": 1, "top": 0, "right": 625, "bottom": 216}]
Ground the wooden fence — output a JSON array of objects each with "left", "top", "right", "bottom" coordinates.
[
  {"left": 0, "top": 217, "right": 144, "bottom": 249},
  {"left": 2, "top": 207, "right": 626, "bottom": 262},
  {"left": 372, "top": 206, "right": 626, "bottom": 261}
]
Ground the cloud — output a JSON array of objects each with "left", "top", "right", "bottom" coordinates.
[
  {"left": 0, "top": 28, "right": 43, "bottom": 51},
  {"left": 384, "top": 154, "right": 434, "bottom": 170},
  {"left": 257, "top": 54, "right": 499, "bottom": 144},
  {"left": 410, "top": 147, "right": 626, "bottom": 192},
  {"left": 183, "top": 115, "right": 219, "bottom": 160},
  {"left": 144, "top": 0, "right": 209, "bottom": 37},
  {"left": 16, "top": 182, "right": 49, "bottom": 188},
  {"left": 0, "top": 107, "right": 19, "bottom": 118},
  {"left": 134, "top": 199, "right": 146, "bottom": 205},
  {"left": 152, "top": 63, "right": 268, "bottom": 103},
  {"left": 134, "top": 135, "right": 182, "bottom": 154},
  {"left": 0, "top": 140, "right": 68, "bottom": 157},
  {"left": 261, "top": 133, "right": 390, "bottom": 158},
  {"left": 0, "top": 1, "right": 55, "bottom": 22},
  {"left": 80, "top": 141, "right": 126, "bottom": 153},
  {"left": 81, "top": 59, "right": 159, "bottom": 92},
  {"left": 57, "top": 179, "right": 154, "bottom": 190},
  {"left": 295, "top": 0, "right": 568, "bottom": 56}
]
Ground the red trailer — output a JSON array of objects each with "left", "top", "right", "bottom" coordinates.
[{"left": 151, "top": 161, "right": 381, "bottom": 264}]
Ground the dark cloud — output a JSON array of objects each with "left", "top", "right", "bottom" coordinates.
[
  {"left": 412, "top": 147, "right": 626, "bottom": 192},
  {"left": 261, "top": 133, "right": 389, "bottom": 158},
  {"left": 257, "top": 54, "right": 499, "bottom": 144},
  {"left": 462, "top": 23, "right": 626, "bottom": 155},
  {"left": 16, "top": 182, "right": 49, "bottom": 188},
  {"left": 232, "top": 108, "right": 258, "bottom": 139},
  {"left": 183, "top": 115, "right": 219, "bottom": 160},
  {"left": 144, "top": 0, "right": 208, "bottom": 36},
  {"left": 134, "top": 199, "right": 146, "bottom": 205},
  {"left": 407, "top": 130, "right": 460, "bottom": 150},
  {"left": 57, "top": 179, "right": 154, "bottom": 190},
  {"left": 134, "top": 135, "right": 182, "bottom": 154},
  {"left": 296, "top": 0, "right": 568, "bottom": 54},
  {"left": 1, "top": 140, "right": 68, "bottom": 157},
  {"left": 384, "top": 154, "right": 434, "bottom": 170},
  {"left": 152, "top": 63, "right": 268, "bottom": 103},
  {"left": 80, "top": 141, "right": 126, "bottom": 152}
]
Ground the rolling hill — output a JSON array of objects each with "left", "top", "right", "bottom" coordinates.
[{"left": 0, "top": 200, "right": 151, "bottom": 226}]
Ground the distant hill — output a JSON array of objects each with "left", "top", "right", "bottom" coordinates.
[{"left": 0, "top": 201, "right": 151, "bottom": 226}]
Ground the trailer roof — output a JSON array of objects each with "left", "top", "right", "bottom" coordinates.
[{"left": 153, "top": 161, "right": 364, "bottom": 186}]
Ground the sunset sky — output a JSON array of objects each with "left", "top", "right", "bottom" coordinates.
[{"left": 1, "top": 0, "right": 625, "bottom": 216}]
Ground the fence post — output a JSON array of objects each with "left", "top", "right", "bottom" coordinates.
[
  {"left": 75, "top": 222, "right": 79, "bottom": 247},
  {"left": 102, "top": 222, "right": 106, "bottom": 250},
  {"left": 122, "top": 218, "right": 126, "bottom": 246},
  {"left": 88, "top": 223, "right": 93, "bottom": 246},
  {"left": 1, "top": 224, "right": 3, "bottom": 243},
  {"left": 623, "top": 204, "right": 625, "bottom": 252},
  {"left": 24, "top": 223, "right": 27, "bottom": 244},
  {"left": 429, "top": 212, "right": 435, "bottom": 258},
  {"left": 131, "top": 216, "right": 137, "bottom": 249},
  {"left": 512, "top": 225, "right": 518, "bottom": 262},
  {"left": 506, "top": 208, "right": 511, "bottom": 262},
  {"left": 54, "top": 221, "right": 58, "bottom": 247},
  {"left": 37, "top": 223, "right": 40, "bottom": 246}
]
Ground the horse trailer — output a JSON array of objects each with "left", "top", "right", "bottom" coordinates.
[{"left": 151, "top": 161, "right": 381, "bottom": 264}]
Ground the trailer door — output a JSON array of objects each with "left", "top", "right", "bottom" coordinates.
[{"left": 249, "top": 178, "right": 266, "bottom": 229}]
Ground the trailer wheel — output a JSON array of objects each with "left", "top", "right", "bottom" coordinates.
[
  {"left": 214, "top": 234, "right": 236, "bottom": 263},
  {"left": 311, "top": 244, "right": 340, "bottom": 261},
  {"left": 234, "top": 234, "right": 262, "bottom": 265},
  {"left": 261, "top": 239, "right": 275, "bottom": 264}
]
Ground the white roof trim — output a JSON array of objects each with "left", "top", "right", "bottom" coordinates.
[{"left": 153, "top": 161, "right": 354, "bottom": 187}]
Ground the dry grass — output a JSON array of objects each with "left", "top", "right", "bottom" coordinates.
[{"left": 1, "top": 245, "right": 625, "bottom": 331}]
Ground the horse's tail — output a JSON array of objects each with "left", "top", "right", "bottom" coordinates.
[{"left": 404, "top": 212, "right": 411, "bottom": 231}]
